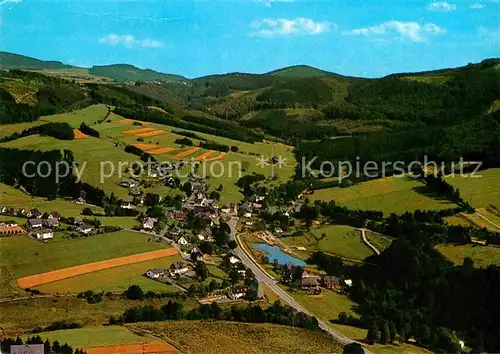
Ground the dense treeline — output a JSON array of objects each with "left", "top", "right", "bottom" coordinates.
[
  {"left": 346, "top": 63, "right": 499, "bottom": 125},
  {"left": 0, "top": 71, "right": 89, "bottom": 124},
  {"left": 1, "top": 335, "right": 86, "bottom": 354},
  {"left": 200, "top": 141, "right": 230, "bottom": 152},
  {"left": 174, "top": 137, "right": 194, "bottom": 146},
  {"left": 349, "top": 237, "right": 500, "bottom": 353},
  {"left": 295, "top": 114, "right": 500, "bottom": 177},
  {"left": 79, "top": 123, "right": 100, "bottom": 137},
  {"left": 113, "top": 300, "right": 319, "bottom": 331},
  {"left": 124, "top": 144, "right": 157, "bottom": 162},
  {"left": 0, "top": 122, "right": 75, "bottom": 142},
  {"left": 114, "top": 106, "right": 261, "bottom": 143},
  {"left": 0, "top": 147, "right": 107, "bottom": 205}
]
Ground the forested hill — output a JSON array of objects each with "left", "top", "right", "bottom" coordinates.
[
  {"left": 0, "top": 51, "right": 75, "bottom": 70},
  {"left": 1, "top": 52, "right": 499, "bottom": 165},
  {"left": 88, "top": 64, "right": 188, "bottom": 83}
]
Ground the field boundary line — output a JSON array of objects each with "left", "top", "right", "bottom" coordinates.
[{"left": 17, "top": 248, "right": 178, "bottom": 289}]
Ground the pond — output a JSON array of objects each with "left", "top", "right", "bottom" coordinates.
[{"left": 252, "top": 243, "right": 306, "bottom": 267}]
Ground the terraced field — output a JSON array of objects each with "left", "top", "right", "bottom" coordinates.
[{"left": 0, "top": 230, "right": 171, "bottom": 296}]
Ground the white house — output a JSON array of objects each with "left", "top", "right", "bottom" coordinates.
[
  {"left": 145, "top": 268, "right": 166, "bottom": 279},
  {"left": 121, "top": 179, "right": 137, "bottom": 188},
  {"left": 36, "top": 228, "right": 53, "bottom": 240},
  {"left": 77, "top": 225, "right": 93, "bottom": 234},
  {"left": 120, "top": 202, "right": 136, "bottom": 210},
  {"left": 0, "top": 206, "right": 8, "bottom": 213},
  {"left": 169, "top": 262, "right": 189, "bottom": 276},
  {"left": 245, "top": 221, "right": 253, "bottom": 226},
  {"left": 142, "top": 217, "right": 157, "bottom": 230},
  {"left": 229, "top": 256, "right": 241, "bottom": 265},
  {"left": 177, "top": 236, "right": 189, "bottom": 246},
  {"left": 243, "top": 212, "right": 252, "bottom": 219},
  {"left": 228, "top": 286, "right": 248, "bottom": 300}
]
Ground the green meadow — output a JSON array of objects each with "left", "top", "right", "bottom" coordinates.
[
  {"left": 0, "top": 230, "right": 170, "bottom": 296},
  {"left": 312, "top": 176, "right": 457, "bottom": 215},
  {"left": 445, "top": 168, "right": 500, "bottom": 209}
]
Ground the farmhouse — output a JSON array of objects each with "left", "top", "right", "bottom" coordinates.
[
  {"left": 72, "top": 216, "right": 83, "bottom": 225},
  {"left": 129, "top": 186, "right": 141, "bottom": 196},
  {"left": 176, "top": 236, "right": 188, "bottom": 245},
  {"left": 76, "top": 225, "right": 93, "bottom": 234},
  {"left": 27, "top": 218, "right": 42, "bottom": 229},
  {"left": 0, "top": 220, "right": 23, "bottom": 234},
  {"left": 48, "top": 211, "right": 61, "bottom": 219},
  {"left": 27, "top": 208, "right": 41, "bottom": 218},
  {"left": 197, "top": 227, "right": 213, "bottom": 241},
  {"left": 301, "top": 276, "right": 321, "bottom": 290},
  {"left": 169, "top": 261, "right": 189, "bottom": 276},
  {"left": 36, "top": 228, "right": 53, "bottom": 240},
  {"left": 142, "top": 217, "right": 157, "bottom": 230},
  {"left": 229, "top": 255, "right": 241, "bottom": 265},
  {"left": 229, "top": 286, "right": 248, "bottom": 300},
  {"left": 322, "top": 276, "right": 341, "bottom": 291},
  {"left": 121, "top": 179, "right": 137, "bottom": 188},
  {"left": 45, "top": 218, "right": 59, "bottom": 227},
  {"left": 121, "top": 202, "right": 136, "bottom": 209},
  {"left": 145, "top": 268, "right": 166, "bottom": 279},
  {"left": 75, "top": 197, "right": 85, "bottom": 204},
  {"left": 190, "top": 247, "right": 204, "bottom": 261}
]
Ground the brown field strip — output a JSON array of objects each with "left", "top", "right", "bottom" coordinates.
[
  {"left": 133, "top": 143, "right": 159, "bottom": 151},
  {"left": 119, "top": 119, "right": 148, "bottom": 126},
  {"left": 85, "top": 342, "right": 177, "bottom": 354},
  {"left": 204, "top": 152, "right": 227, "bottom": 161},
  {"left": 123, "top": 127, "right": 155, "bottom": 135},
  {"left": 147, "top": 147, "right": 175, "bottom": 155},
  {"left": 73, "top": 129, "right": 88, "bottom": 139},
  {"left": 16, "top": 248, "right": 178, "bottom": 289},
  {"left": 135, "top": 130, "right": 166, "bottom": 138},
  {"left": 175, "top": 147, "right": 201, "bottom": 158},
  {"left": 195, "top": 150, "right": 216, "bottom": 161}
]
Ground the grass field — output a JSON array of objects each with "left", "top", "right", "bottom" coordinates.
[
  {"left": 34, "top": 254, "right": 183, "bottom": 293},
  {"left": 0, "top": 135, "right": 137, "bottom": 198},
  {"left": 436, "top": 244, "right": 500, "bottom": 267},
  {"left": 130, "top": 320, "right": 344, "bottom": 354},
  {"left": 22, "top": 326, "right": 156, "bottom": 348},
  {"left": 0, "top": 230, "right": 170, "bottom": 296},
  {"left": 364, "top": 231, "right": 395, "bottom": 253},
  {"left": 0, "top": 183, "right": 103, "bottom": 216},
  {"left": 281, "top": 225, "right": 375, "bottom": 261},
  {"left": 445, "top": 168, "right": 500, "bottom": 209},
  {"left": 0, "top": 296, "right": 198, "bottom": 336},
  {"left": 311, "top": 176, "right": 457, "bottom": 215},
  {"left": 41, "top": 104, "right": 109, "bottom": 128},
  {"left": 0, "top": 120, "right": 46, "bottom": 138}
]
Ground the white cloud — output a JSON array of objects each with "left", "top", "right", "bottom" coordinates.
[
  {"left": 0, "top": 0, "right": 21, "bottom": 5},
  {"left": 346, "top": 21, "right": 445, "bottom": 42},
  {"left": 256, "top": 0, "right": 294, "bottom": 7},
  {"left": 478, "top": 27, "right": 500, "bottom": 43},
  {"left": 469, "top": 3, "right": 484, "bottom": 8},
  {"left": 98, "top": 34, "right": 163, "bottom": 48},
  {"left": 428, "top": 2, "right": 457, "bottom": 11},
  {"left": 250, "top": 17, "right": 333, "bottom": 37}
]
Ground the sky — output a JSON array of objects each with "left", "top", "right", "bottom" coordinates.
[{"left": 1, "top": 0, "right": 499, "bottom": 78}]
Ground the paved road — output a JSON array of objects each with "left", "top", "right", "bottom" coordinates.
[
  {"left": 232, "top": 224, "right": 371, "bottom": 351},
  {"left": 358, "top": 228, "right": 380, "bottom": 255}
]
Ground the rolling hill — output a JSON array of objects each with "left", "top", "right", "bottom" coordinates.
[
  {"left": 266, "top": 65, "right": 333, "bottom": 78},
  {"left": 88, "top": 64, "right": 188, "bottom": 83},
  {"left": 0, "top": 51, "right": 75, "bottom": 70}
]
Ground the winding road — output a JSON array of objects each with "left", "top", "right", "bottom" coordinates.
[{"left": 227, "top": 217, "right": 371, "bottom": 351}]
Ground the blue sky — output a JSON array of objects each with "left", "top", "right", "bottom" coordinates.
[{"left": 1, "top": 0, "right": 499, "bottom": 78}]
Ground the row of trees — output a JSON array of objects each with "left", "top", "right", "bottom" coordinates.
[
  {"left": 0, "top": 122, "right": 75, "bottom": 142},
  {"left": 79, "top": 123, "right": 100, "bottom": 138},
  {"left": 1, "top": 335, "right": 86, "bottom": 353},
  {"left": 113, "top": 300, "right": 320, "bottom": 330}
]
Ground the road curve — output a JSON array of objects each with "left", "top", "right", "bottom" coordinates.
[{"left": 231, "top": 225, "right": 371, "bottom": 352}]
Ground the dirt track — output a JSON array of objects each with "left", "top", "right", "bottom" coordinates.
[
  {"left": 85, "top": 342, "right": 177, "bottom": 354},
  {"left": 16, "top": 248, "right": 178, "bottom": 288}
]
